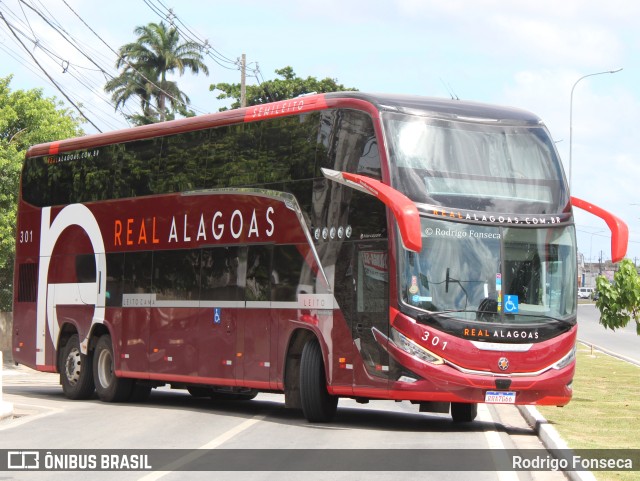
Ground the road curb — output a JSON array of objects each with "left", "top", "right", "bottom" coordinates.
[
  {"left": 0, "top": 351, "right": 14, "bottom": 422},
  {"left": 0, "top": 401, "right": 13, "bottom": 422},
  {"left": 518, "top": 405, "right": 596, "bottom": 481},
  {"left": 577, "top": 340, "right": 640, "bottom": 367},
  {"left": 518, "top": 340, "right": 638, "bottom": 479}
]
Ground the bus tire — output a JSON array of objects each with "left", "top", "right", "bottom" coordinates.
[
  {"left": 451, "top": 402, "right": 478, "bottom": 422},
  {"left": 59, "top": 334, "right": 95, "bottom": 400},
  {"left": 93, "top": 334, "right": 133, "bottom": 402},
  {"left": 300, "top": 339, "right": 338, "bottom": 423}
]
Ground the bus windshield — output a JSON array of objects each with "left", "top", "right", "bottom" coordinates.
[
  {"left": 399, "top": 218, "right": 577, "bottom": 325},
  {"left": 384, "top": 112, "right": 568, "bottom": 213}
]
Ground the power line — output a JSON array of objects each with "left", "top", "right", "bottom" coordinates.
[
  {"left": 252, "top": 63, "right": 274, "bottom": 103},
  {"left": 62, "top": 0, "right": 209, "bottom": 116},
  {"left": 19, "top": 0, "right": 114, "bottom": 79},
  {"left": 0, "top": 4, "right": 130, "bottom": 129},
  {"left": 16, "top": 0, "right": 35, "bottom": 39},
  {"left": 1, "top": 1, "right": 135, "bottom": 129},
  {"left": 0, "top": 10, "right": 102, "bottom": 132},
  {"left": 4, "top": 0, "right": 247, "bottom": 129},
  {"left": 143, "top": 0, "right": 240, "bottom": 72},
  {"left": 142, "top": 0, "right": 277, "bottom": 110},
  {"left": 151, "top": 0, "right": 237, "bottom": 65}
]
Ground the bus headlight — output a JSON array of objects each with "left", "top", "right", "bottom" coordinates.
[
  {"left": 390, "top": 327, "right": 444, "bottom": 365},
  {"left": 553, "top": 345, "right": 576, "bottom": 370}
]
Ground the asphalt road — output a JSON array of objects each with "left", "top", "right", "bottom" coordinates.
[
  {"left": 0, "top": 363, "right": 562, "bottom": 481},
  {"left": 0, "top": 304, "right": 633, "bottom": 481},
  {"left": 3, "top": 306, "right": 624, "bottom": 480},
  {"left": 577, "top": 303, "right": 640, "bottom": 363}
]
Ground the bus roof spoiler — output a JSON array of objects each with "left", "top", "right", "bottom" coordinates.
[
  {"left": 321, "top": 168, "right": 422, "bottom": 252},
  {"left": 571, "top": 196, "right": 628, "bottom": 263}
]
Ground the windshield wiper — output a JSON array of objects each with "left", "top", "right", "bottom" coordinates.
[
  {"left": 415, "top": 309, "right": 476, "bottom": 324},
  {"left": 416, "top": 310, "right": 575, "bottom": 328},
  {"left": 514, "top": 313, "right": 575, "bottom": 328}
]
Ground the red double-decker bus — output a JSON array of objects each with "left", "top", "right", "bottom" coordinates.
[{"left": 12, "top": 92, "right": 627, "bottom": 422}]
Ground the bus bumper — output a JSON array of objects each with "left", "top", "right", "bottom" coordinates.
[{"left": 384, "top": 342, "right": 575, "bottom": 406}]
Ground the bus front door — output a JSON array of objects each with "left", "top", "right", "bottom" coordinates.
[{"left": 351, "top": 241, "right": 391, "bottom": 391}]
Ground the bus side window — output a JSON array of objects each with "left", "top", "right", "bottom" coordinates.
[
  {"left": 123, "top": 251, "right": 152, "bottom": 295},
  {"left": 48, "top": 160, "right": 74, "bottom": 206},
  {"left": 200, "top": 247, "right": 243, "bottom": 301},
  {"left": 22, "top": 157, "right": 48, "bottom": 206},
  {"left": 119, "top": 138, "right": 162, "bottom": 198},
  {"left": 271, "top": 245, "right": 305, "bottom": 302},
  {"left": 208, "top": 124, "right": 261, "bottom": 188},
  {"left": 313, "top": 110, "right": 386, "bottom": 243},
  {"left": 245, "top": 245, "right": 272, "bottom": 302},
  {"left": 105, "top": 253, "right": 124, "bottom": 307},
  {"left": 75, "top": 254, "right": 96, "bottom": 283},
  {"left": 316, "top": 109, "right": 380, "bottom": 180},
  {"left": 160, "top": 130, "right": 212, "bottom": 192},
  {"left": 152, "top": 250, "right": 200, "bottom": 301},
  {"left": 357, "top": 136, "right": 381, "bottom": 180}
]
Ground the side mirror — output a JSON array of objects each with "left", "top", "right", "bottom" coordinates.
[
  {"left": 571, "top": 196, "right": 628, "bottom": 262},
  {"left": 321, "top": 168, "right": 422, "bottom": 252}
]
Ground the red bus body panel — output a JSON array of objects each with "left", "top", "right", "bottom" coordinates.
[{"left": 12, "top": 92, "right": 590, "bottom": 410}]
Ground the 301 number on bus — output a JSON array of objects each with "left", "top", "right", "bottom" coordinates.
[{"left": 19, "top": 230, "right": 33, "bottom": 243}]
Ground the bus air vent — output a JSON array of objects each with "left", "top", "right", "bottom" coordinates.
[{"left": 18, "top": 263, "right": 38, "bottom": 302}]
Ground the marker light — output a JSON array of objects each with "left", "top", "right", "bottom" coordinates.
[{"left": 390, "top": 327, "right": 444, "bottom": 365}]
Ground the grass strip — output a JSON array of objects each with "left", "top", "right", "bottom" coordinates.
[{"left": 537, "top": 343, "right": 640, "bottom": 481}]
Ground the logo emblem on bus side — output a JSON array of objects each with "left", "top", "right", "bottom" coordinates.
[
  {"left": 498, "top": 357, "right": 509, "bottom": 371},
  {"left": 36, "top": 204, "right": 107, "bottom": 365}
]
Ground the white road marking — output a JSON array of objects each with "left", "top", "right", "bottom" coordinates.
[
  {"left": 137, "top": 414, "right": 265, "bottom": 480},
  {"left": 0, "top": 403, "right": 63, "bottom": 431},
  {"left": 477, "top": 403, "right": 519, "bottom": 481}
]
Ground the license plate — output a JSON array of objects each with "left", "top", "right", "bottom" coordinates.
[{"left": 485, "top": 391, "right": 516, "bottom": 404}]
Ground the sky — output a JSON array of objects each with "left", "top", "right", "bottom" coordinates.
[{"left": 1, "top": 0, "right": 639, "bottom": 266}]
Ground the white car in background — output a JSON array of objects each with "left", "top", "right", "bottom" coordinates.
[{"left": 578, "top": 287, "right": 594, "bottom": 299}]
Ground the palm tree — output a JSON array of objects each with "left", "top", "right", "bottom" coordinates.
[
  {"left": 105, "top": 22, "right": 209, "bottom": 124},
  {"left": 105, "top": 66, "right": 156, "bottom": 123}
]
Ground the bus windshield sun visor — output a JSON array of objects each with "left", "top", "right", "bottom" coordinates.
[
  {"left": 321, "top": 168, "right": 422, "bottom": 252},
  {"left": 571, "top": 196, "right": 628, "bottom": 262}
]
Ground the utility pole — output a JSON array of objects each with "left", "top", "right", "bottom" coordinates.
[
  {"left": 240, "top": 53, "right": 247, "bottom": 108},
  {"left": 599, "top": 250, "right": 603, "bottom": 275}
]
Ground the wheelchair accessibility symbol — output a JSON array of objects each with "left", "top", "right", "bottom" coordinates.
[
  {"left": 213, "top": 308, "right": 221, "bottom": 324},
  {"left": 504, "top": 295, "right": 519, "bottom": 314}
]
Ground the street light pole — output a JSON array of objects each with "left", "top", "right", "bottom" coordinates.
[
  {"left": 588, "top": 229, "right": 605, "bottom": 264},
  {"left": 568, "top": 68, "right": 623, "bottom": 191}
]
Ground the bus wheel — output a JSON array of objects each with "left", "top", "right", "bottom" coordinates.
[
  {"left": 451, "top": 402, "right": 478, "bottom": 422},
  {"left": 300, "top": 339, "right": 338, "bottom": 423},
  {"left": 59, "top": 334, "right": 95, "bottom": 399},
  {"left": 93, "top": 334, "right": 133, "bottom": 402}
]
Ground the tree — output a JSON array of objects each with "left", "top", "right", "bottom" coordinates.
[
  {"left": 595, "top": 259, "right": 640, "bottom": 335},
  {"left": 105, "top": 21, "right": 208, "bottom": 125},
  {"left": 0, "top": 76, "right": 84, "bottom": 311},
  {"left": 210, "top": 66, "right": 356, "bottom": 110}
]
